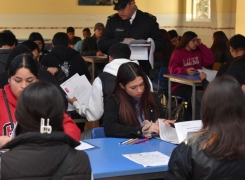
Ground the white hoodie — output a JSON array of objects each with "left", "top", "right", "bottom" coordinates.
[{"left": 72, "top": 58, "right": 152, "bottom": 121}]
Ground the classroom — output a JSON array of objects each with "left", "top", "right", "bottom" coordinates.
[{"left": 1, "top": 0, "right": 245, "bottom": 179}]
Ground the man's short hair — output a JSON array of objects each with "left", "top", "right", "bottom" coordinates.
[
  {"left": 83, "top": 28, "right": 91, "bottom": 33},
  {"left": 107, "top": 43, "right": 131, "bottom": 59},
  {"left": 67, "top": 27, "right": 75, "bottom": 33},
  {"left": 52, "top": 32, "right": 69, "bottom": 47},
  {"left": 22, "top": 40, "right": 39, "bottom": 52},
  {"left": 0, "top": 30, "right": 16, "bottom": 47},
  {"left": 168, "top": 30, "right": 179, "bottom": 40}
]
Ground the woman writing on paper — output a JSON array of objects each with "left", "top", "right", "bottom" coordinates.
[
  {"left": 0, "top": 53, "right": 81, "bottom": 146},
  {"left": 165, "top": 76, "right": 245, "bottom": 180},
  {"left": 1, "top": 81, "right": 91, "bottom": 179},
  {"left": 103, "top": 62, "right": 175, "bottom": 138}
]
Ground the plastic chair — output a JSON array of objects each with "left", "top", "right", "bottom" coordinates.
[
  {"left": 91, "top": 127, "right": 106, "bottom": 139},
  {"left": 157, "top": 67, "right": 168, "bottom": 93}
]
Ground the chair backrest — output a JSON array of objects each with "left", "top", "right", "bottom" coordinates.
[
  {"left": 91, "top": 127, "right": 106, "bottom": 139},
  {"left": 213, "top": 62, "right": 222, "bottom": 71},
  {"left": 158, "top": 67, "right": 168, "bottom": 81}
]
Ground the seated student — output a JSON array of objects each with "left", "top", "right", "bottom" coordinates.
[
  {"left": 74, "top": 28, "right": 92, "bottom": 53},
  {"left": 103, "top": 62, "right": 175, "bottom": 138},
  {"left": 68, "top": 43, "right": 139, "bottom": 123},
  {"left": 0, "top": 30, "right": 16, "bottom": 74},
  {"left": 195, "top": 34, "right": 245, "bottom": 119},
  {"left": 0, "top": 53, "right": 81, "bottom": 141},
  {"left": 168, "top": 30, "right": 181, "bottom": 47},
  {"left": 165, "top": 76, "right": 245, "bottom": 180},
  {"left": 67, "top": 26, "right": 82, "bottom": 49},
  {"left": 1, "top": 81, "right": 91, "bottom": 180},
  {"left": 41, "top": 32, "right": 91, "bottom": 81}
]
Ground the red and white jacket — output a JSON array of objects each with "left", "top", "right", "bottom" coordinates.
[{"left": 0, "top": 85, "right": 81, "bottom": 141}]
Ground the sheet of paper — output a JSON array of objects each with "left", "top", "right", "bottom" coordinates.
[
  {"left": 159, "top": 119, "right": 179, "bottom": 144},
  {"left": 129, "top": 46, "right": 148, "bottom": 60},
  {"left": 123, "top": 151, "right": 170, "bottom": 167},
  {"left": 147, "top": 38, "right": 155, "bottom": 69},
  {"left": 197, "top": 67, "right": 217, "bottom": 82},
  {"left": 60, "top": 73, "right": 92, "bottom": 106},
  {"left": 75, "top": 141, "right": 94, "bottom": 150},
  {"left": 122, "top": 39, "right": 148, "bottom": 44},
  {"left": 174, "top": 120, "right": 202, "bottom": 143}
]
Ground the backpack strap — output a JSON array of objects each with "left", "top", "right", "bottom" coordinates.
[
  {"left": 2, "top": 89, "right": 14, "bottom": 130},
  {"left": 50, "top": 148, "right": 77, "bottom": 180}
]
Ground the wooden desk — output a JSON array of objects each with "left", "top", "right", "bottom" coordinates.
[
  {"left": 84, "top": 138, "right": 177, "bottom": 180},
  {"left": 164, "top": 74, "right": 202, "bottom": 120},
  {"left": 82, "top": 56, "right": 108, "bottom": 82}
]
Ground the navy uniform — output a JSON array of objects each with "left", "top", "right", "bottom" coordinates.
[{"left": 98, "top": 0, "right": 165, "bottom": 74}]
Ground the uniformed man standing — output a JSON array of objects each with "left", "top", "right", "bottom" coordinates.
[{"left": 98, "top": 0, "right": 165, "bottom": 75}]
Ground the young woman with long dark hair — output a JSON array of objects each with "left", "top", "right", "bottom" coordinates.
[
  {"left": 166, "top": 76, "right": 245, "bottom": 179},
  {"left": 103, "top": 62, "right": 175, "bottom": 138}
]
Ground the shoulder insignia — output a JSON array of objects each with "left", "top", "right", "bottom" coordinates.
[
  {"left": 144, "top": 12, "right": 156, "bottom": 20},
  {"left": 108, "top": 13, "right": 118, "bottom": 19}
]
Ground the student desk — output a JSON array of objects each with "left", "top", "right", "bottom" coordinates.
[
  {"left": 82, "top": 56, "right": 108, "bottom": 82},
  {"left": 164, "top": 74, "right": 202, "bottom": 120},
  {"left": 84, "top": 138, "right": 177, "bottom": 180}
]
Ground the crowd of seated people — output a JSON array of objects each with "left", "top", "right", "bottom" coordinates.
[{"left": 1, "top": 21, "right": 245, "bottom": 179}]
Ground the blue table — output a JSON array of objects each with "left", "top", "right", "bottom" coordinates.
[
  {"left": 84, "top": 138, "right": 177, "bottom": 180},
  {"left": 164, "top": 74, "right": 202, "bottom": 120}
]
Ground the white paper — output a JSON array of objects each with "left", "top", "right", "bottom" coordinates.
[
  {"left": 123, "top": 151, "right": 170, "bottom": 167},
  {"left": 159, "top": 119, "right": 179, "bottom": 144},
  {"left": 197, "top": 67, "right": 217, "bottom": 82},
  {"left": 60, "top": 73, "right": 92, "bottom": 106},
  {"left": 147, "top": 38, "right": 155, "bottom": 69},
  {"left": 174, "top": 120, "right": 202, "bottom": 143},
  {"left": 122, "top": 39, "right": 148, "bottom": 44},
  {"left": 129, "top": 46, "right": 148, "bottom": 60},
  {"left": 75, "top": 141, "right": 94, "bottom": 150}
]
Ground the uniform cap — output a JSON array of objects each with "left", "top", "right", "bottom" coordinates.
[{"left": 113, "top": 0, "right": 130, "bottom": 10}]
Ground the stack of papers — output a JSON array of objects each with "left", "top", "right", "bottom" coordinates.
[
  {"left": 75, "top": 141, "right": 95, "bottom": 150},
  {"left": 159, "top": 120, "right": 203, "bottom": 144},
  {"left": 123, "top": 151, "right": 170, "bottom": 167},
  {"left": 197, "top": 67, "right": 217, "bottom": 82}
]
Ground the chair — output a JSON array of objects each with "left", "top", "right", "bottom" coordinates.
[
  {"left": 157, "top": 67, "right": 168, "bottom": 93},
  {"left": 212, "top": 62, "right": 222, "bottom": 71},
  {"left": 91, "top": 127, "right": 106, "bottom": 139}
]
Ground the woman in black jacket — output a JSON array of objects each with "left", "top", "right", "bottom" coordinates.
[
  {"left": 1, "top": 81, "right": 91, "bottom": 180},
  {"left": 103, "top": 62, "right": 175, "bottom": 138},
  {"left": 166, "top": 76, "right": 245, "bottom": 180}
]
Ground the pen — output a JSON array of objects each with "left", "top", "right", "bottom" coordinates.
[
  {"left": 134, "top": 138, "right": 149, "bottom": 144},
  {"left": 119, "top": 139, "right": 133, "bottom": 145},
  {"left": 127, "top": 138, "right": 138, "bottom": 145}
]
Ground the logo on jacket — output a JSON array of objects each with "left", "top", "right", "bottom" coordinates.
[
  {"left": 60, "top": 61, "right": 70, "bottom": 77},
  {"left": 3, "top": 122, "right": 15, "bottom": 136},
  {"left": 183, "top": 56, "right": 199, "bottom": 66}
]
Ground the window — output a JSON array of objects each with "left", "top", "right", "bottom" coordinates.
[{"left": 186, "top": 0, "right": 211, "bottom": 21}]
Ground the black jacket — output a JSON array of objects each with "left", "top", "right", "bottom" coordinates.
[
  {"left": 165, "top": 135, "right": 245, "bottom": 180},
  {"left": 103, "top": 93, "right": 165, "bottom": 138},
  {"left": 1, "top": 132, "right": 91, "bottom": 180},
  {"left": 0, "top": 49, "right": 12, "bottom": 74},
  {"left": 81, "top": 35, "right": 99, "bottom": 56},
  {"left": 98, "top": 9, "right": 165, "bottom": 53},
  {"left": 41, "top": 46, "right": 91, "bottom": 80}
]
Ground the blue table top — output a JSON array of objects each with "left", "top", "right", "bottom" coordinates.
[
  {"left": 165, "top": 74, "right": 201, "bottom": 81},
  {"left": 84, "top": 138, "right": 177, "bottom": 179}
]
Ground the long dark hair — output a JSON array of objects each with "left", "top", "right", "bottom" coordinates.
[
  {"left": 154, "top": 29, "right": 174, "bottom": 66},
  {"left": 8, "top": 53, "right": 39, "bottom": 79},
  {"left": 175, "top": 31, "right": 197, "bottom": 50},
  {"left": 111, "top": 62, "right": 159, "bottom": 126},
  {"left": 198, "top": 76, "right": 245, "bottom": 160},
  {"left": 15, "top": 81, "right": 64, "bottom": 136},
  {"left": 210, "top": 31, "right": 229, "bottom": 62},
  {"left": 28, "top": 32, "right": 45, "bottom": 52}
]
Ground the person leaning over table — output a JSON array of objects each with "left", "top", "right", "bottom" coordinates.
[
  {"left": 165, "top": 76, "right": 245, "bottom": 180},
  {"left": 0, "top": 53, "right": 81, "bottom": 147},
  {"left": 1, "top": 81, "right": 91, "bottom": 180},
  {"left": 103, "top": 62, "right": 175, "bottom": 138},
  {"left": 98, "top": 0, "right": 165, "bottom": 75}
]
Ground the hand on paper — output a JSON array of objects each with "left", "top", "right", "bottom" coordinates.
[
  {"left": 68, "top": 97, "right": 77, "bottom": 105},
  {"left": 96, "top": 51, "right": 104, "bottom": 56},
  {"left": 0, "top": 136, "right": 12, "bottom": 148},
  {"left": 163, "top": 119, "right": 176, "bottom": 127},
  {"left": 199, "top": 72, "right": 207, "bottom": 80},
  {"left": 187, "top": 67, "right": 196, "bottom": 76},
  {"left": 47, "top": 67, "right": 58, "bottom": 75}
]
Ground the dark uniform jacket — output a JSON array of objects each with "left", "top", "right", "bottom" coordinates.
[
  {"left": 1, "top": 132, "right": 91, "bottom": 180},
  {"left": 103, "top": 93, "right": 165, "bottom": 138},
  {"left": 98, "top": 9, "right": 165, "bottom": 54},
  {"left": 41, "top": 45, "right": 91, "bottom": 80},
  {"left": 165, "top": 135, "right": 245, "bottom": 180},
  {"left": 81, "top": 34, "right": 99, "bottom": 56}
]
